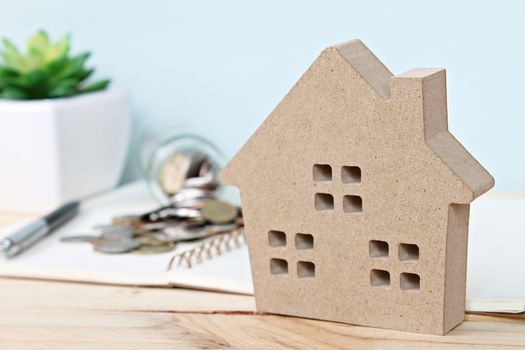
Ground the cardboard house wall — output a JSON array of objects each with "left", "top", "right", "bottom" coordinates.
[{"left": 219, "top": 39, "right": 494, "bottom": 335}]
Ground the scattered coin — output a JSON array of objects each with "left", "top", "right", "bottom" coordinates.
[
  {"left": 93, "top": 239, "right": 141, "bottom": 254},
  {"left": 162, "top": 226, "right": 215, "bottom": 242},
  {"left": 202, "top": 200, "right": 238, "bottom": 224},
  {"left": 173, "top": 198, "right": 207, "bottom": 210},
  {"left": 101, "top": 229, "right": 134, "bottom": 240},
  {"left": 160, "top": 153, "right": 190, "bottom": 195},
  {"left": 159, "top": 152, "right": 210, "bottom": 195},
  {"left": 206, "top": 223, "right": 239, "bottom": 234},
  {"left": 198, "top": 157, "right": 211, "bottom": 177},
  {"left": 183, "top": 172, "right": 217, "bottom": 190},
  {"left": 137, "top": 222, "right": 179, "bottom": 232},
  {"left": 136, "top": 233, "right": 171, "bottom": 247},
  {"left": 60, "top": 152, "right": 243, "bottom": 255},
  {"left": 112, "top": 215, "right": 142, "bottom": 227},
  {"left": 170, "top": 188, "right": 213, "bottom": 204},
  {"left": 60, "top": 235, "right": 99, "bottom": 243},
  {"left": 94, "top": 224, "right": 133, "bottom": 234},
  {"left": 131, "top": 245, "right": 176, "bottom": 255}
]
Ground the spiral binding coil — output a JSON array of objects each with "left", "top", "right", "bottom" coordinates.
[{"left": 166, "top": 228, "right": 245, "bottom": 270}]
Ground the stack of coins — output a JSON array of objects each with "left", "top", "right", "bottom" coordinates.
[{"left": 60, "top": 154, "right": 243, "bottom": 255}]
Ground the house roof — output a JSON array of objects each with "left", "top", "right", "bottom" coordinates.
[
  {"left": 220, "top": 39, "right": 494, "bottom": 202},
  {"left": 333, "top": 40, "right": 393, "bottom": 99},
  {"left": 392, "top": 67, "right": 494, "bottom": 201},
  {"left": 426, "top": 132, "right": 494, "bottom": 201}
]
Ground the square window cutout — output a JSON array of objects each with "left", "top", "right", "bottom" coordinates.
[
  {"left": 268, "top": 230, "right": 286, "bottom": 247},
  {"left": 369, "top": 240, "right": 388, "bottom": 259},
  {"left": 343, "top": 195, "right": 362, "bottom": 213},
  {"left": 297, "top": 261, "right": 315, "bottom": 279},
  {"left": 313, "top": 164, "right": 332, "bottom": 182},
  {"left": 295, "top": 233, "right": 314, "bottom": 250},
  {"left": 400, "top": 272, "right": 420, "bottom": 293},
  {"left": 270, "top": 258, "right": 288, "bottom": 275},
  {"left": 341, "top": 166, "right": 361, "bottom": 184},
  {"left": 370, "top": 269, "right": 390, "bottom": 288},
  {"left": 399, "top": 243, "right": 419, "bottom": 262},
  {"left": 315, "top": 193, "right": 334, "bottom": 211}
]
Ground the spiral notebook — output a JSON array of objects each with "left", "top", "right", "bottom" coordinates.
[{"left": 0, "top": 181, "right": 254, "bottom": 295}]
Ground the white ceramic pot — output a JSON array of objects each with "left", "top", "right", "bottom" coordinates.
[{"left": 0, "top": 89, "right": 131, "bottom": 212}]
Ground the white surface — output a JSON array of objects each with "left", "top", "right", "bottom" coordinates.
[
  {"left": 0, "top": 89, "right": 131, "bottom": 212},
  {"left": 0, "top": 181, "right": 253, "bottom": 294},
  {"left": 467, "top": 192, "right": 525, "bottom": 307},
  {"left": 465, "top": 299, "right": 525, "bottom": 314}
]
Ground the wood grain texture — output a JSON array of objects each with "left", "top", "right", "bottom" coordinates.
[
  {"left": 0, "top": 278, "right": 525, "bottom": 349},
  {"left": 0, "top": 278, "right": 256, "bottom": 313}
]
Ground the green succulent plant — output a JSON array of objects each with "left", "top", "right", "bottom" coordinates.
[{"left": 0, "top": 30, "right": 110, "bottom": 100}]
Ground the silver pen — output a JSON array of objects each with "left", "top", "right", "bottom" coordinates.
[{"left": 0, "top": 201, "right": 80, "bottom": 258}]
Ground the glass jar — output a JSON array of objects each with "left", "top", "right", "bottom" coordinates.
[{"left": 137, "top": 125, "right": 226, "bottom": 205}]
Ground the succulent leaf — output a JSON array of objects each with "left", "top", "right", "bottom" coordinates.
[
  {"left": 76, "top": 68, "right": 94, "bottom": 83},
  {"left": 54, "top": 52, "right": 91, "bottom": 81},
  {"left": 79, "top": 79, "right": 110, "bottom": 93},
  {"left": 48, "top": 78, "right": 78, "bottom": 98},
  {"left": 1, "top": 39, "right": 26, "bottom": 72},
  {"left": 46, "top": 56, "right": 69, "bottom": 75},
  {"left": 27, "top": 31, "right": 49, "bottom": 55},
  {"left": 44, "top": 33, "right": 70, "bottom": 63},
  {"left": 1, "top": 86, "right": 28, "bottom": 99},
  {"left": 0, "top": 65, "right": 18, "bottom": 78},
  {"left": 0, "top": 31, "right": 109, "bottom": 100},
  {"left": 23, "top": 69, "right": 49, "bottom": 87}
]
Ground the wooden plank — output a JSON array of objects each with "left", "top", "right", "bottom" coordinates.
[
  {"left": 0, "top": 278, "right": 256, "bottom": 313},
  {"left": 1, "top": 310, "right": 525, "bottom": 349},
  {"left": 0, "top": 278, "right": 525, "bottom": 349}
]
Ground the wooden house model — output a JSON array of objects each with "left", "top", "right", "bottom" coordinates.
[{"left": 219, "top": 39, "right": 494, "bottom": 335}]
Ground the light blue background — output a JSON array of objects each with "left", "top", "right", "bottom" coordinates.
[{"left": 1, "top": 0, "right": 522, "bottom": 189}]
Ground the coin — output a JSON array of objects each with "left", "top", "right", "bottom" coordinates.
[
  {"left": 159, "top": 153, "right": 193, "bottom": 195},
  {"left": 94, "top": 224, "right": 133, "bottom": 234},
  {"left": 162, "top": 226, "right": 215, "bottom": 242},
  {"left": 171, "top": 188, "right": 213, "bottom": 204},
  {"left": 173, "top": 198, "right": 206, "bottom": 209},
  {"left": 136, "top": 234, "right": 172, "bottom": 247},
  {"left": 60, "top": 235, "right": 99, "bottom": 243},
  {"left": 183, "top": 172, "right": 217, "bottom": 190},
  {"left": 202, "top": 200, "right": 238, "bottom": 224},
  {"left": 147, "top": 207, "right": 203, "bottom": 221},
  {"left": 160, "top": 151, "right": 211, "bottom": 194},
  {"left": 101, "top": 229, "right": 134, "bottom": 240},
  {"left": 61, "top": 151, "right": 243, "bottom": 256},
  {"left": 112, "top": 215, "right": 142, "bottom": 227},
  {"left": 140, "top": 205, "right": 172, "bottom": 221},
  {"left": 131, "top": 245, "right": 176, "bottom": 255},
  {"left": 138, "top": 222, "right": 180, "bottom": 231},
  {"left": 93, "top": 239, "right": 141, "bottom": 254},
  {"left": 206, "top": 223, "right": 239, "bottom": 234},
  {"left": 197, "top": 157, "right": 212, "bottom": 177},
  {"left": 171, "top": 207, "right": 202, "bottom": 219}
]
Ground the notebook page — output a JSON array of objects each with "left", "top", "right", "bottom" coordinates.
[
  {"left": 466, "top": 192, "right": 525, "bottom": 311},
  {"left": 0, "top": 181, "right": 253, "bottom": 293},
  {"left": 168, "top": 245, "right": 253, "bottom": 294}
]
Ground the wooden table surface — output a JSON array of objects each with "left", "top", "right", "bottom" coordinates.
[
  {"left": 0, "top": 278, "right": 525, "bottom": 349},
  {"left": 1, "top": 213, "right": 525, "bottom": 349}
]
